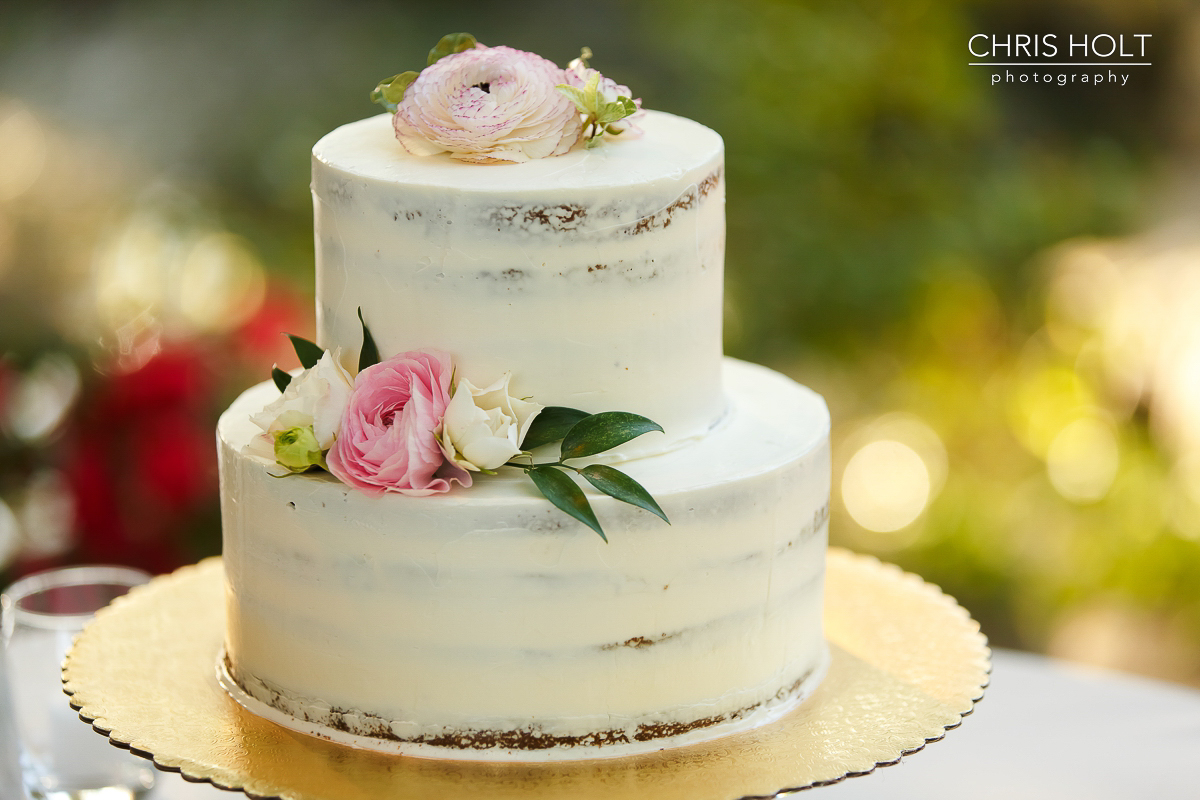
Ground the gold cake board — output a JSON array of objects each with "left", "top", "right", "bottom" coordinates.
[{"left": 62, "top": 549, "right": 989, "bottom": 800}]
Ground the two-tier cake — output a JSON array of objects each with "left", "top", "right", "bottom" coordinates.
[{"left": 217, "top": 40, "right": 831, "bottom": 761}]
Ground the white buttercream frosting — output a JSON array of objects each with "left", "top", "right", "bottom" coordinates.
[
  {"left": 311, "top": 111, "right": 725, "bottom": 458},
  {"left": 220, "top": 360, "right": 830, "bottom": 758},
  {"left": 219, "top": 107, "right": 833, "bottom": 759}
]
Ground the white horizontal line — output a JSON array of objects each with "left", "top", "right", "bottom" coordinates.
[{"left": 969, "top": 62, "right": 1151, "bottom": 66}]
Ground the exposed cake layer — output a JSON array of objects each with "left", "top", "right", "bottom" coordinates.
[
  {"left": 219, "top": 359, "right": 830, "bottom": 759},
  {"left": 219, "top": 653, "right": 825, "bottom": 761},
  {"left": 312, "top": 111, "right": 725, "bottom": 457}
]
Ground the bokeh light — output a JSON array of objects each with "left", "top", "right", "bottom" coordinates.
[
  {"left": 842, "top": 439, "right": 932, "bottom": 533},
  {"left": 1045, "top": 415, "right": 1119, "bottom": 503},
  {"left": 0, "top": 498, "right": 17, "bottom": 567},
  {"left": 4, "top": 354, "right": 80, "bottom": 442},
  {"left": 17, "top": 470, "right": 74, "bottom": 560},
  {"left": 0, "top": 100, "right": 46, "bottom": 202},
  {"left": 178, "top": 233, "right": 266, "bottom": 334},
  {"left": 91, "top": 205, "right": 267, "bottom": 364}
]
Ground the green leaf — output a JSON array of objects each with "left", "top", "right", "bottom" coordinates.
[
  {"left": 597, "top": 97, "right": 637, "bottom": 126},
  {"left": 286, "top": 334, "right": 324, "bottom": 370},
  {"left": 555, "top": 84, "right": 591, "bottom": 114},
  {"left": 521, "top": 406, "right": 590, "bottom": 450},
  {"left": 595, "top": 105, "right": 620, "bottom": 126},
  {"left": 428, "top": 33, "right": 477, "bottom": 66},
  {"left": 583, "top": 70, "right": 602, "bottom": 99},
  {"left": 357, "top": 308, "right": 380, "bottom": 372},
  {"left": 370, "top": 71, "right": 419, "bottom": 112},
  {"left": 271, "top": 366, "right": 291, "bottom": 393},
  {"left": 560, "top": 412, "right": 664, "bottom": 460},
  {"left": 594, "top": 96, "right": 637, "bottom": 129},
  {"left": 580, "top": 464, "right": 669, "bottom": 524},
  {"left": 529, "top": 466, "right": 606, "bottom": 542}
]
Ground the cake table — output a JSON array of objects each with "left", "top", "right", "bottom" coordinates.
[{"left": 62, "top": 549, "right": 989, "bottom": 799}]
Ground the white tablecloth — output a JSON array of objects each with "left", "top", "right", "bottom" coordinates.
[
  {"left": 6, "top": 648, "right": 1199, "bottom": 798},
  {"left": 820, "top": 648, "right": 1200, "bottom": 799}
]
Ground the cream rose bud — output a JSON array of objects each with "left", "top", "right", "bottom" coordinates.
[
  {"left": 250, "top": 349, "right": 354, "bottom": 450},
  {"left": 439, "top": 374, "right": 543, "bottom": 471},
  {"left": 273, "top": 425, "right": 326, "bottom": 473}
]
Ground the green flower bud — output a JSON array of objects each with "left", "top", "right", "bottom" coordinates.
[{"left": 273, "top": 426, "right": 327, "bottom": 473}]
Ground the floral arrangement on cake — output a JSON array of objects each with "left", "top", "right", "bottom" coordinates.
[
  {"left": 246, "top": 315, "right": 668, "bottom": 540},
  {"left": 370, "top": 33, "right": 644, "bottom": 163}
]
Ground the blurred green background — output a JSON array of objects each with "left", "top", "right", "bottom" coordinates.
[{"left": 2, "top": 0, "right": 1198, "bottom": 684}]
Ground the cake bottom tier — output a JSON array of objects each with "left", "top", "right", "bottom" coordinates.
[{"left": 217, "top": 359, "right": 831, "bottom": 761}]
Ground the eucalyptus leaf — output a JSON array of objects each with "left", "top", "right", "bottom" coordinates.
[
  {"left": 529, "top": 465, "right": 606, "bottom": 541},
  {"left": 428, "top": 33, "right": 477, "bottom": 66},
  {"left": 560, "top": 412, "right": 664, "bottom": 460},
  {"left": 286, "top": 334, "right": 324, "bottom": 370},
  {"left": 521, "top": 406, "right": 590, "bottom": 450},
  {"left": 357, "top": 308, "right": 380, "bottom": 372},
  {"left": 370, "top": 71, "right": 419, "bottom": 112},
  {"left": 580, "top": 464, "right": 669, "bottom": 524},
  {"left": 271, "top": 366, "right": 291, "bottom": 393}
]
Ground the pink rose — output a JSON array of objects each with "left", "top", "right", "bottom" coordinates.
[
  {"left": 327, "top": 350, "right": 471, "bottom": 496},
  {"left": 393, "top": 44, "right": 583, "bottom": 163}
]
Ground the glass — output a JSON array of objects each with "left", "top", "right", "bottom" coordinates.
[{"left": 1, "top": 566, "right": 157, "bottom": 799}]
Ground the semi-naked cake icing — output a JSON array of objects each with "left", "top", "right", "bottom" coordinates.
[
  {"left": 218, "top": 108, "right": 832, "bottom": 760},
  {"left": 315, "top": 111, "right": 725, "bottom": 458}
]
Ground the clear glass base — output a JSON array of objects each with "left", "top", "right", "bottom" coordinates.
[
  {"left": 30, "top": 787, "right": 152, "bottom": 800},
  {"left": 23, "top": 758, "right": 155, "bottom": 800}
]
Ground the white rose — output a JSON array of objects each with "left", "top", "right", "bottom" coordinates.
[
  {"left": 439, "top": 373, "right": 543, "bottom": 471},
  {"left": 250, "top": 349, "right": 354, "bottom": 451}
]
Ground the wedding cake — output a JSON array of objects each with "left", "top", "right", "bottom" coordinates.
[{"left": 216, "top": 38, "right": 831, "bottom": 761}]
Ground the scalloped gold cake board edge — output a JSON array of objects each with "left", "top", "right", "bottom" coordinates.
[{"left": 62, "top": 549, "right": 990, "bottom": 800}]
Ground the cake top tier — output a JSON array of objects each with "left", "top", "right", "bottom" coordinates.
[{"left": 313, "top": 110, "right": 723, "bottom": 195}]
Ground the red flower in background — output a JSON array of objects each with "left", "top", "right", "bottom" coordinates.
[
  {"left": 61, "top": 346, "right": 219, "bottom": 574},
  {"left": 3, "top": 283, "right": 311, "bottom": 579},
  {"left": 0, "top": 358, "right": 12, "bottom": 421},
  {"left": 234, "top": 285, "right": 314, "bottom": 375}
]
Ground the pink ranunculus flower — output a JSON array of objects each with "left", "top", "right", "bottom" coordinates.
[
  {"left": 393, "top": 44, "right": 583, "bottom": 163},
  {"left": 327, "top": 350, "right": 472, "bottom": 496}
]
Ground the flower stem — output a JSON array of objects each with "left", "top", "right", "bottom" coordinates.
[{"left": 502, "top": 458, "right": 580, "bottom": 473}]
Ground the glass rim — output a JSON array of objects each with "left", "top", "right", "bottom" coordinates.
[{"left": 1, "top": 564, "right": 152, "bottom": 632}]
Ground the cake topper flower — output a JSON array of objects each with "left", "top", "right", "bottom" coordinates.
[
  {"left": 371, "top": 34, "right": 640, "bottom": 163},
  {"left": 248, "top": 312, "right": 669, "bottom": 540}
]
